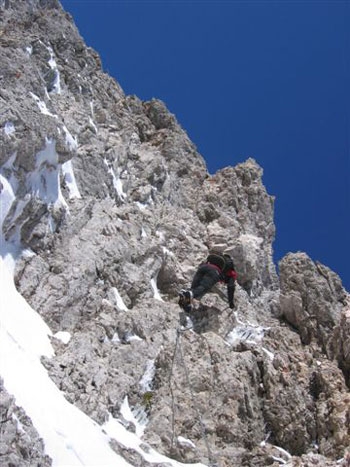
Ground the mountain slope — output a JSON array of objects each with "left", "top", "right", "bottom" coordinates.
[{"left": 0, "top": 1, "right": 349, "bottom": 466}]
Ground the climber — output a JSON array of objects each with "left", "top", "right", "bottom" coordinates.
[{"left": 178, "top": 252, "right": 237, "bottom": 313}]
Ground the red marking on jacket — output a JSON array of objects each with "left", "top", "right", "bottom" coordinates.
[{"left": 206, "top": 263, "right": 237, "bottom": 281}]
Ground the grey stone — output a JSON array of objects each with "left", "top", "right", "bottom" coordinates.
[{"left": 0, "top": 1, "right": 349, "bottom": 466}]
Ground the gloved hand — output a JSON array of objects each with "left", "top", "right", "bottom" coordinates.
[{"left": 229, "top": 302, "right": 234, "bottom": 309}]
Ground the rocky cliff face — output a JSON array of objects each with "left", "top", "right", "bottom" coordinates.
[{"left": 0, "top": 1, "right": 349, "bottom": 467}]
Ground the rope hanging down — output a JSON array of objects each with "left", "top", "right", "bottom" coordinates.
[{"left": 168, "top": 327, "right": 219, "bottom": 467}]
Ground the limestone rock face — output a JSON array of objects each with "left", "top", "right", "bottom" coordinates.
[
  {"left": 0, "top": 2, "right": 349, "bottom": 467},
  {"left": 279, "top": 252, "right": 347, "bottom": 350}
]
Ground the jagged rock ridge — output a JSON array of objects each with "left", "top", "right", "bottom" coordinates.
[{"left": 0, "top": 1, "right": 349, "bottom": 466}]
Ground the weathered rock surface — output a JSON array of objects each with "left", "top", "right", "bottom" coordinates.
[
  {"left": 0, "top": 379, "right": 52, "bottom": 466},
  {"left": 0, "top": 1, "right": 349, "bottom": 467}
]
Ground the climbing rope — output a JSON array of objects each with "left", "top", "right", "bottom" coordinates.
[
  {"left": 168, "top": 327, "right": 181, "bottom": 452},
  {"left": 168, "top": 326, "right": 219, "bottom": 467}
]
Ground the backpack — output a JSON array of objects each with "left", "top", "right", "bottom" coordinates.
[{"left": 206, "top": 253, "right": 234, "bottom": 273}]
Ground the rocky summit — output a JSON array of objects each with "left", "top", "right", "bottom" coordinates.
[{"left": 0, "top": 1, "right": 349, "bottom": 467}]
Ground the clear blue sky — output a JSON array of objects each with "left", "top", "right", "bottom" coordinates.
[{"left": 61, "top": 0, "right": 349, "bottom": 291}]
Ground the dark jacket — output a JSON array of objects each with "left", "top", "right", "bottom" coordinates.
[{"left": 206, "top": 263, "right": 237, "bottom": 306}]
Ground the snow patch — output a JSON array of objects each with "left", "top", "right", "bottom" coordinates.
[
  {"left": 260, "top": 438, "right": 292, "bottom": 464},
  {"left": 111, "top": 333, "right": 121, "bottom": 344},
  {"left": 150, "top": 277, "right": 163, "bottom": 301},
  {"left": 62, "top": 125, "right": 78, "bottom": 151},
  {"left": 135, "top": 201, "right": 147, "bottom": 211},
  {"left": 47, "top": 45, "right": 61, "bottom": 94},
  {"left": 262, "top": 347, "right": 275, "bottom": 360},
  {"left": 0, "top": 258, "right": 54, "bottom": 359},
  {"left": 273, "top": 445, "right": 292, "bottom": 459},
  {"left": 0, "top": 257, "right": 134, "bottom": 466},
  {"left": 226, "top": 314, "right": 274, "bottom": 359},
  {"left": 104, "top": 159, "right": 127, "bottom": 201},
  {"left": 25, "top": 45, "right": 33, "bottom": 57},
  {"left": 53, "top": 331, "right": 71, "bottom": 345},
  {"left": 103, "top": 414, "right": 206, "bottom": 467},
  {"left": 123, "top": 332, "right": 142, "bottom": 343},
  {"left": 61, "top": 160, "right": 81, "bottom": 199},
  {"left": 12, "top": 414, "right": 26, "bottom": 434},
  {"left": 139, "top": 360, "right": 155, "bottom": 393},
  {"left": 30, "top": 92, "right": 57, "bottom": 118},
  {"left": 112, "top": 287, "right": 128, "bottom": 311},
  {"left": 177, "top": 436, "right": 196, "bottom": 449},
  {"left": 0, "top": 173, "right": 20, "bottom": 271},
  {"left": 0, "top": 174, "right": 15, "bottom": 235},
  {"left": 120, "top": 396, "right": 148, "bottom": 438},
  {"left": 4, "top": 121, "right": 15, "bottom": 136},
  {"left": 226, "top": 325, "right": 265, "bottom": 346},
  {"left": 271, "top": 456, "right": 287, "bottom": 464},
  {"left": 163, "top": 246, "right": 174, "bottom": 257},
  {"left": 156, "top": 230, "right": 165, "bottom": 242},
  {"left": 28, "top": 138, "right": 68, "bottom": 209},
  {"left": 89, "top": 117, "right": 98, "bottom": 134}
]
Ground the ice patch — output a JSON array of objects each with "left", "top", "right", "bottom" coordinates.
[
  {"left": 141, "top": 226, "right": 147, "bottom": 237},
  {"left": 61, "top": 160, "right": 81, "bottom": 199}
]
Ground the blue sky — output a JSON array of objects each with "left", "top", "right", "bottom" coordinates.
[{"left": 61, "top": 0, "right": 349, "bottom": 290}]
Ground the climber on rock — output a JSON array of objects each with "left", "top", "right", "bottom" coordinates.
[{"left": 179, "top": 252, "right": 237, "bottom": 313}]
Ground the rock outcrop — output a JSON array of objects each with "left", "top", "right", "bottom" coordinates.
[
  {"left": 0, "top": 1, "right": 349, "bottom": 466},
  {"left": 0, "top": 379, "right": 52, "bottom": 467}
]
